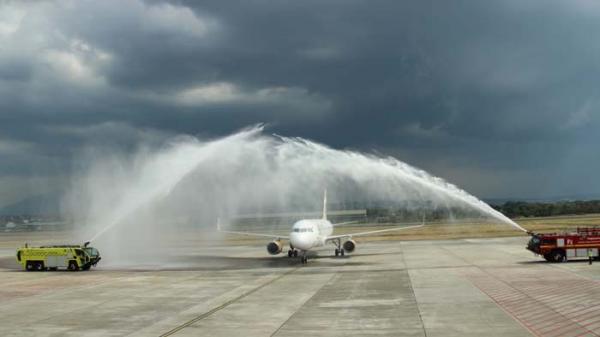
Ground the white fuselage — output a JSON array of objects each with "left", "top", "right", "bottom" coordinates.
[{"left": 289, "top": 219, "right": 333, "bottom": 251}]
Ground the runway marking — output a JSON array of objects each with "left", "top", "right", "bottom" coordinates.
[
  {"left": 465, "top": 268, "right": 600, "bottom": 337},
  {"left": 159, "top": 267, "right": 299, "bottom": 337},
  {"left": 435, "top": 246, "right": 600, "bottom": 337},
  {"left": 269, "top": 272, "right": 338, "bottom": 337},
  {"left": 400, "top": 245, "right": 428, "bottom": 337}
]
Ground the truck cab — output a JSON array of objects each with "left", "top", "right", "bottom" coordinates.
[
  {"left": 527, "top": 235, "right": 558, "bottom": 254},
  {"left": 526, "top": 234, "right": 542, "bottom": 254},
  {"left": 83, "top": 246, "right": 100, "bottom": 263}
]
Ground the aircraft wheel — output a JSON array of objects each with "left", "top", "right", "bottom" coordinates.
[
  {"left": 288, "top": 250, "right": 293, "bottom": 258},
  {"left": 340, "top": 249, "right": 345, "bottom": 257},
  {"left": 335, "top": 248, "right": 339, "bottom": 256},
  {"left": 293, "top": 250, "right": 298, "bottom": 257}
]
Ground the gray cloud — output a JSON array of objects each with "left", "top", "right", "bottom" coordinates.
[{"left": 1, "top": 0, "right": 600, "bottom": 206}]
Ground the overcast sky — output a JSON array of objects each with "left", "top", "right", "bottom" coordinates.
[{"left": 1, "top": 0, "right": 600, "bottom": 207}]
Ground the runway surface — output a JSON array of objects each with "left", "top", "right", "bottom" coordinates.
[{"left": 2, "top": 236, "right": 600, "bottom": 336}]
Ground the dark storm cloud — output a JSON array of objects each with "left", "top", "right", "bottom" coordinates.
[{"left": 1, "top": 0, "right": 600, "bottom": 205}]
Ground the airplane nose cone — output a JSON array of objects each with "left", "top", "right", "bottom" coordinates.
[{"left": 290, "top": 233, "right": 312, "bottom": 250}]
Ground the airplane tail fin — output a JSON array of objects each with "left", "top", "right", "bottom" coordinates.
[{"left": 322, "top": 189, "right": 327, "bottom": 220}]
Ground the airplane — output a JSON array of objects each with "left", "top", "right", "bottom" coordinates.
[{"left": 217, "top": 190, "right": 424, "bottom": 264}]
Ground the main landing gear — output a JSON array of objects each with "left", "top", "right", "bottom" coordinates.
[
  {"left": 333, "top": 238, "right": 345, "bottom": 257},
  {"left": 300, "top": 254, "right": 308, "bottom": 264}
]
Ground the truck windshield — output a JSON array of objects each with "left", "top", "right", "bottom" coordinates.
[
  {"left": 85, "top": 248, "right": 98, "bottom": 257},
  {"left": 75, "top": 249, "right": 86, "bottom": 256}
]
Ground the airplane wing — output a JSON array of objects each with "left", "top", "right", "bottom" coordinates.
[
  {"left": 217, "top": 219, "right": 289, "bottom": 239},
  {"left": 325, "top": 224, "right": 424, "bottom": 241},
  {"left": 218, "top": 229, "right": 289, "bottom": 239}
]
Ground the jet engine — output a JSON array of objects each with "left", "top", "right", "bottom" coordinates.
[
  {"left": 267, "top": 240, "right": 284, "bottom": 255},
  {"left": 343, "top": 240, "right": 356, "bottom": 253}
]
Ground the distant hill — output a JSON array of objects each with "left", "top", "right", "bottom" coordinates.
[{"left": 0, "top": 194, "right": 62, "bottom": 216}]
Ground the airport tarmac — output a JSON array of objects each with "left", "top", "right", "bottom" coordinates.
[{"left": 2, "top": 236, "right": 600, "bottom": 337}]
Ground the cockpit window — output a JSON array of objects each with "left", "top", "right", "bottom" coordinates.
[{"left": 293, "top": 228, "right": 313, "bottom": 233}]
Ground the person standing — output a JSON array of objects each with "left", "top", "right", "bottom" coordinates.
[{"left": 589, "top": 249, "right": 593, "bottom": 265}]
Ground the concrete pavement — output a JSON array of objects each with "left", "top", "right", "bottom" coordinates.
[{"left": 2, "top": 236, "right": 600, "bottom": 336}]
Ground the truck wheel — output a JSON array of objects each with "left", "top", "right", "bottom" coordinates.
[
  {"left": 68, "top": 261, "right": 79, "bottom": 271},
  {"left": 25, "top": 261, "right": 34, "bottom": 271},
  {"left": 543, "top": 254, "right": 552, "bottom": 262},
  {"left": 30, "top": 261, "right": 44, "bottom": 271},
  {"left": 82, "top": 265, "right": 91, "bottom": 271},
  {"left": 551, "top": 250, "right": 565, "bottom": 263}
]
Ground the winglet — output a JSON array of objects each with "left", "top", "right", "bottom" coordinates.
[{"left": 322, "top": 189, "right": 327, "bottom": 220}]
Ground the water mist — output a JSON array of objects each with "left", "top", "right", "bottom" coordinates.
[{"left": 64, "top": 125, "right": 526, "bottom": 266}]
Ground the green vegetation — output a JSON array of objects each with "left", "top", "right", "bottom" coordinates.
[
  {"left": 366, "top": 207, "right": 485, "bottom": 223},
  {"left": 492, "top": 200, "right": 600, "bottom": 218},
  {"left": 365, "top": 200, "right": 600, "bottom": 222}
]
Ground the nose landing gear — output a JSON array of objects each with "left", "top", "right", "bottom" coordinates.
[
  {"left": 289, "top": 245, "right": 305, "bottom": 264},
  {"left": 333, "top": 239, "right": 345, "bottom": 257}
]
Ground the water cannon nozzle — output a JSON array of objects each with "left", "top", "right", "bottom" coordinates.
[{"left": 84, "top": 241, "right": 90, "bottom": 247}]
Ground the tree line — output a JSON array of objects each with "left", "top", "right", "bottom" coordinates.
[
  {"left": 364, "top": 200, "right": 600, "bottom": 222},
  {"left": 492, "top": 200, "right": 600, "bottom": 218},
  {"left": 365, "top": 207, "right": 486, "bottom": 222}
]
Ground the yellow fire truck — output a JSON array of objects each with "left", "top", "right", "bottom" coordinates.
[{"left": 16, "top": 242, "right": 101, "bottom": 271}]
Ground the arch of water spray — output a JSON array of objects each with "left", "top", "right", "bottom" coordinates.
[{"left": 65, "top": 125, "right": 526, "bottom": 265}]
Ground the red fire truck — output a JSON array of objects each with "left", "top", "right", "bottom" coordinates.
[{"left": 526, "top": 227, "right": 600, "bottom": 262}]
